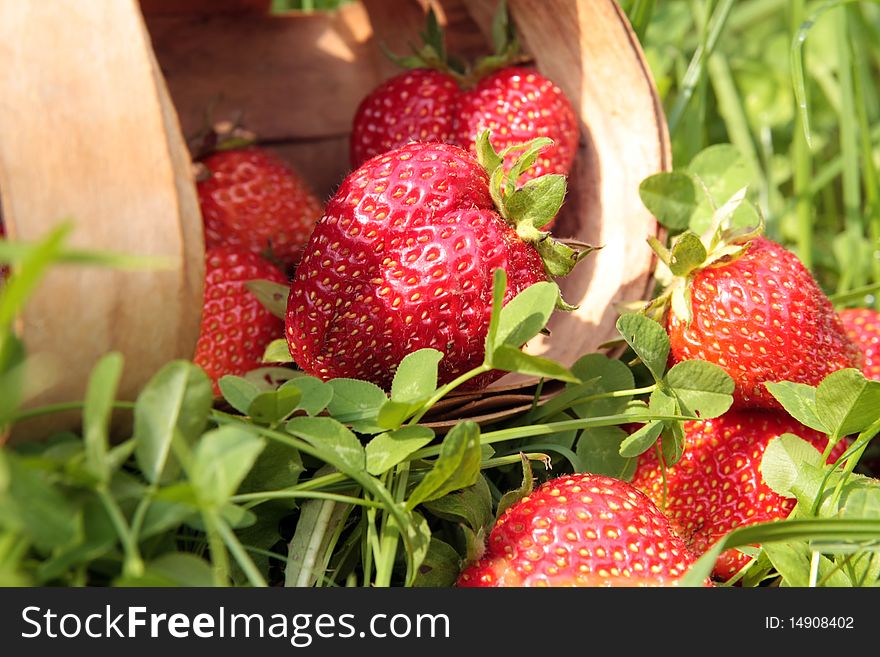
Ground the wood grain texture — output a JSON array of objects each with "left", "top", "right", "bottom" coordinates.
[
  {"left": 140, "top": 0, "right": 270, "bottom": 15},
  {"left": 0, "top": 0, "right": 204, "bottom": 441},
  {"left": 144, "top": 3, "right": 388, "bottom": 145}
]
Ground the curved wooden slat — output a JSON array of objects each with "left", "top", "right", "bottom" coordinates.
[{"left": 0, "top": 0, "right": 204, "bottom": 441}]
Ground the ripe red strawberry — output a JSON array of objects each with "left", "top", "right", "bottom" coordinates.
[
  {"left": 194, "top": 247, "right": 287, "bottom": 393},
  {"left": 453, "top": 67, "right": 578, "bottom": 180},
  {"left": 457, "top": 473, "right": 697, "bottom": 587},
  {"left": 666, "top": 236, "right": 861, "bottom": 409},
  {"left": 352, "top": 67, "right": 577, "bottom": 180},
  {"left": 349, "top": 9, "right": 578, "bottom": 183},
  {"left": 631, "top": 410, "right": 847, "bottom": 580},
  {"left": 285, "top": 137, "right": 582, "bottom": 390},
  {"left": 839, "top": 308, "right": 880, "bottom": 381},
  {"left": 197, "top": 147, "right": 323, "bottom": 272},
  {"left": 349, "top": 69, "right": 460, "bottom": 169}
]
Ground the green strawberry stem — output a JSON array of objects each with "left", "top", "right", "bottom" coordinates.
[
  {"left": 382, "top": 1, "right": 528, "bottom": 89},
  {"left": 408, "top": 364, "right": 493, "bottom": 426},
  {"left": 646, "top": 187, "right": 764, "bottom": 325},
  {"left": 475, "top": 130, "right": 593, "bottom": 286},
  {"left": 814, "top": 418, "right": 880, "bottom": 516},
  {"left": 411, "top": 411, "right": 695, "bottom": 460},
  {"left": 190, "top": 116, "right": 257, "bottom": 162},
  {"left": 528, "top": 383, "right": 658, "bottom": 422},
  {"left": 95, "top": 488, "right": 144, "bottom": 579},
  {"left": 231, "top": 490, "right": 383, "bottom": 508}
]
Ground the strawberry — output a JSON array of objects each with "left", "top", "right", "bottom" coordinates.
[
  {"left": 839, "top": 308, "right": 880, "bottom": 381},
  {"left": 631, "top": 410, "right": 847, "bottom": 580},
  {"left": 285, "top": 136, "right": 585, "bottom": 390},
  {"left": 349, "top": 69, "right": 460, "bottom": 169},
  {"left": 456, "top": 473, "right": 697, "bottom": 587},
  {"left": 194, "top": 247, "right": 287, "bottom": 393},
  {"left": 662, "top": 235, "right": 861, "bottom": 409},
  {"left": 349, "top": 9, "right": 578, "bottom": 183},
  {"left": 453, "top": 66, "right": 578, "bottom": 180},
  {"left": 197, "top": 146, "right": 323, "bottom": 272}
]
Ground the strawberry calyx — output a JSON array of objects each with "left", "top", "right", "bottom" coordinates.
[
  {"left": 383, "top": 1, "right": 528, "bottom": 89},
  {"left": 475, "top": 131, "right": 593, "bottom": 306},
  {"left": 464, "top": 0, "right": 530, "bottom": 86},
  {"left": 380, "top": 7, "right": 466, "bottom": 81},
  {"left": 645, "top": 187, "right": 764, "bottom": 326},
  {"left": 189, "top": 117, "right": 257, "bottom": 163}
]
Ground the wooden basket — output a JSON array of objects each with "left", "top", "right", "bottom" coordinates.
[{"left": 0, "top": 0, "right": 668, "bottom": 441}]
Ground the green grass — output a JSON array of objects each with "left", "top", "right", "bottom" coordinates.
[{"left": 625, "top": 0, "right": 880, "bottom": 304}]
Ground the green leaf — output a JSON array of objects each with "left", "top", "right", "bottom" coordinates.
[
  {"left": 619, "top": 421, "right": 664, "bottom": 458},
  {"left": 285, "top": 416, "right": 366, "bottom": 472},
  {"left": 243, "top": 367, "right": 301, "bottom": 391},
  {"left": 138, "top": 498, "right": 198, "bottom": 540},
  {"left": 660, "top": 421, "right": 686, "bottom": 466},
  {"left": 34, "top": 498, "right": 115, "bottom": 583},
  {"left": 577, "top": 426, "right": 637, "bottom": 480},
  {"left": 841, "top": 486, "right": 880, "bottom": 520},
  {"left": 532, "top": 235, "right": 594, "bottom": 278},
  {"left": 616, "top": 313, "right": 670, "bottom": 382},
  {"left": 490, "top": 0, "right": 512, "bottom": 54},
  {"left": 406, "top": 421, "right": 481, "bottom": 510},
  {"left": 0, "top": 454, "right": 81, "bottom": 551},
  {"left": 484, "top": 268, "right": 507, "bottom": 356},
  {"left": 491, "top": 345, "right": 578, "bottom": 382},
  {"left": 218, "top": 376, "right": 262, "bottom": 415},
  {"left": 571, "top": 353, "right": 635, "bottom": 393},
  {"left": 664, "top": 360, "right": 734, "bottom": 419},
  {"left": 668, "top": 231, "right": 708, "bottom": 277},
  {"left": 496, "top": 453, "right": 535, "bottom": 520},
  {"left": 539, "top": 353, "right": 635, "bottom": 420},
  {"left": 134, "top": 361, "right": 213, "bottom": 485},
  {"left": 325, "top": 378, "right": 388, "bottom": 433},
  {"left": 0, "top": 334, "right": 26, "bottom": 427},
  {"left": 0, "top": 223, "right": 71, "bottom": 332},
  {"left": 83, "top": 352, "right": 124, "bottom": 483},
  {"left": 495, "top": 281, "right": 558, "bottom": 348},
  {"left": 505, "top": 175, "right": 567, "bottom": 230},
  {"left": 190, "top": 426, "right": 266, "bottom": 507},
  {"left": 686, "top": 144, "right": 754, "bottom": 233},
  {"left": 504, "top": 138, "right": 553, "bottom": 193},
  {"left": 761, "top": 542, "right": 849, "bottom": 588},
  {"left": 280, "top": 376, "right": 333, "bottom": 417},
  {"left": 391, "top": 348, "right": 442, "bottom": 404},
  {"left": 366, "top": 425, "right": 435, "bottom": 476},
  {"left": 115, "top": 553, "right": 215, "bottom": 587},
  {"left": 680, "top": 518, "right": 880, "bottom": 587},
  {"left": 422, "top": 475, "right": 493, "bottom": 534},
  {"left": 475, "top": 130, "right": 503, "bottom": 177},
  {"left": 816, "top": 368, "right": 880, "bottom": 437},
  {"left": 238, "top": 440, "right": 304, "bottom": 494},
  {"left": 638, "top": 171, "right": 698, "bottom": 230},
  {"left": 412, "top": 538, "right": 462, "bottom": 588},
  {"left": 764, "top": 381, "right": 826, "bottom": 433},
  {"left": 262, "top": 338, "right": 293, "bottom": 363},
  {"left": 248, "top": 386, "right": 302, "bottom": 424},
  {"left": 244, "top": 279, "right": 289, "bottom": 320},
  {"left": 760, "top": 433, "right": 824, "bottom": 499},
  {"left": 376, "top": 399, "right": 421, "bottom": 431},
  {"left": 402, "top": 510, "right": 433, "bottom": 586}
]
